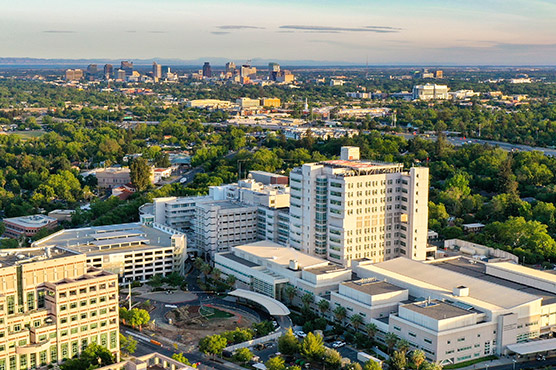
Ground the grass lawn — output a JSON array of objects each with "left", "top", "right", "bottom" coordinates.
[
  {"left": 200, "top": 306, "right": 234, "bottom": 319},
  {"left": 10, "top": 130, "right": 46, "bottom": 140},
  {"left": 443, "top": 356, "right": 498, "bottom": 369}
]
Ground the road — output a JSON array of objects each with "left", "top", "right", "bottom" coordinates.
[
  {"left": 125, "top": 268, "right": 289, "bottom": 369},
  {"left": 394, "top": 132, "right": 556, "bottom": 157}
]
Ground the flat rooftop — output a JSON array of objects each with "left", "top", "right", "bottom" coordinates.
[
  {"left": 304, "top": 265, "right": 349, "bottom": 275},
  {"left": 0, "top": 247, "right": 74, "bottom": 267},
  {"left": 402, "top": 300, "right": 474, "bottom": 320},
  {"left": 196, "top": 200, "right": 257, "bottom": 210},
  {"left": 3, "top": 214, "right": 57, "bottom": 228},
  {"left": 218, "top": 252, "right": 259, "bottom": 268},
  {"left": 233, "top": 240, "right": 328, "bottom": 270},
  {"left": 33, "top": 223, "right": 177, "bottom": 256},
  {"left": 365, "top": 258, "right": 540, "bottom": 311},
  {"left": 431, "top": 258, "right": 556, "bottom": 306},
  {"left": 343, "top": 279, "right": 407, "bottom": 296},
  {"left": 320, "top": 160, "right": 403, "bottom": 172}
]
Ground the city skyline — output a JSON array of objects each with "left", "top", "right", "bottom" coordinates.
[{"left": 2, "top": 0, "right": 556, "bottom": 65}]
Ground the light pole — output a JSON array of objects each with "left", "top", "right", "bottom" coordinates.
[{"left": 512, "top": 358, "right": 517, "bottom": 370}]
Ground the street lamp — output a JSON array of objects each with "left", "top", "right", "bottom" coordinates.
[{"left": 512, "top": 358, "right": 517, "bottom": 370}]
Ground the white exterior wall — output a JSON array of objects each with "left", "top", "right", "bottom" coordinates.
[{"left": 289, "top": 160, "right": 429, "bottom": 267}]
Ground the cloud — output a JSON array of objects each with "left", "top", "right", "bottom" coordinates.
[
  {"left": 279, "top": 25, "right": 400, "bottom": 33},
  {"left": 148, "top": 31, "right": 167, "bottom": 34},
  {"left": 42, "top": 30, "right": 76, "bottom": 34},
  {"left": 365, "top": 26, "right": 402, "bottom": 31},
  {"left": 211, "top": 31, "right": 231, "bottom": 35},
  {"left": 217, "top": 25, "right": 265, "bottom": 30}
]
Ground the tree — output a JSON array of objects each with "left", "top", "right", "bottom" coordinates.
[
  {"left": 278, "top": 328, "right": 300, "bottom": 356},
  {"left": 350, "top": 314, "right": 364, "bottom": 331},
  {"left": 300, "top": 332, "right": 325, "bottom": 362},
  {"left": 212, "top": 268, "right": 222, "bottom": 281},
  {"left": 323, "top": 348, "right": 342, "bottom": 370},
  {"left": 362, "top": 361, "right": 382, "bottom": 370},
  {"left": 317, "top": 299, "right": 330, "bottom": 315},
  {"left": 61, "top": 343, "right": 115, "bottom": 370},
  {"left": 199, "top": 334, "right": 227, "bottom": 357},
  {"left": 365, "top": 323, "right": 378, "bottom": 343},
  {"left": 119, "top": 307, "right": 130, "bottom": 325},
  {"left": 346, "top": 363, "right": 363, "bottom": 370},
  {"left": 148, "top": 274, "right": 164, "bottom": 288},
  {"left": 421, "top": 362, "right": 443, "bottom": 370},
  {"left": 397, "top": 339, "right": 410, "bottom": 354},
  {"left": 154, "top": 152, "right": 171, "bottom": 168},
  {"left": 385, "top": 332, "right": 399, "bottom": 354},
  {"left": 226, "top": 274, "right": 237, "bottom": 287},
  {"left": 301, "top": 293, "right": 314, "bottom": 310},
  {"left": 130, "top": 157, "right": 152, "bottom": 191},
  {"left": 389, "top": 350, "right": 407, "bottom": 370},
  {"left": 284, "top": 285, "right": 296, "bottom": 304},
  {"left": 172, "top": 353, "right": 191, "bottom": 365},
  {"left": 119, "top": 334, "right": 137, "bottom": 355},
  {"left": 128, "top": 308, "right": 150, "bottom": 331},
  {"left": 266, "top": 356, "right": 286, "bottom": 370},
  {"left": 333, "top": 305, "right": 347, "bottom": 323},
  {"left": 200, "top": 262, "right": 212, "bottom": 282},
  {"left": 410, "top": 350, "right": 426, "bottom": 370},
  {"left": 234, "top": 348, "right": 253, "bottom": 364}
]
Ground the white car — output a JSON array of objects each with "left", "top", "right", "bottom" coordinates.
[
  {"left": 332, "top": 341, "right": 346, "bottom": 348},
  {"left": 295, "top": 331, "right": 307, "bottom": 338}
]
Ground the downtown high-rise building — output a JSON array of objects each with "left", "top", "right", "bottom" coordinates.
[
  {"left": 202, "top": 62, "right": 212, "bottom": 78},
  {"left": 103, "top": 64, "right": 113, "bottom": 79},
  {"left": 152, "top": 62, "right": 162, "bottom": 80},
  {"left": 289, "top": 146, "right": 431, "bottom": 266},
  {"left": 120, "top": 61, "right": 133, "bottom": 76}
]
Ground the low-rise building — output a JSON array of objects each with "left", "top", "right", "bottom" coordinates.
[
  {"left": 0, "top": 247, "right": 120, "bottom": 369},
  {"left": 237, "top": 97, "right": 261, "bottom": 109},
  {"left": 97, "top": 352, "right": 195, "bottom": 370},
  {"left": 33, "top": 222, "right": 187, "bottom": 283},
  {"left": 260, "top": 98, "right": 281, "bottom": 107},
  {"left": 94, "top": 167, "right": 132, "bottom": 189},
  {"left": 47, "top": 209, "right": 75, "bottom": 222},
  {"left": 412, "top": 84, "right": 449, "bottom": 100},
  {"left": 215, "top": 240, "right": 351, "bottom": 299},
  {"left": 2, "top": 214, "right": 58, "bottom": 238}
]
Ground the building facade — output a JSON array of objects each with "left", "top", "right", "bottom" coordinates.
[
  {"left": 412, "top": 84, "right": 449, "bottom": 100},
  {"left": 289, "top": 146, "right": 431, "bottom": 266},
  {"left": 33, "top": 222, "right": 187, "bottom": 283},
  {"left": 2, "top": 215, "right": 58, "bottom": 238},
  {"left": 0, "top": 249, "right": 119, "bottom": 370}
]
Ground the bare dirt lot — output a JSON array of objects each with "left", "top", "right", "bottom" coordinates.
[{"left": 153, "top": 305, "right": 255, "bottom": 347}]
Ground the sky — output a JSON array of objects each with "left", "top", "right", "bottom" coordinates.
[{"left": 1, "top": 0, "right": 556, "bottom": 65}]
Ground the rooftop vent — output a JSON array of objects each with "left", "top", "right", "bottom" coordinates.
[
  {"left": 453, "top": 286, "right": 469, "bottom": 297},
  {"left": 289, "top": 259, "right": 299, "bottom": 271}
]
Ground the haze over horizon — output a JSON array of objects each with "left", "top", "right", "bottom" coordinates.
[{"left": 2, "top": 0, "right": 556, "bottom": 65}]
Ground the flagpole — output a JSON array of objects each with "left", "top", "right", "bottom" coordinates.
[{"left": 128, "top": 282, "right": 132, "bottom": 310}]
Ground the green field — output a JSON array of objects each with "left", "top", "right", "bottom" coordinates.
[
  {"left": 200, "top": 306, "right": 234, "bottom": 319},
  {"left": 10, "top": 130, "right": 46, "bottom": 140}
]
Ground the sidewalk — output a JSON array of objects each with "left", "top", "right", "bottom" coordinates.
[{"left": 456, "top": 356, "right": 529, "bottom": 370}]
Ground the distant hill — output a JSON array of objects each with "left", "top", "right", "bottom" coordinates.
[{"left": 0, "top": 57, "right": 360, "bottom": 68}]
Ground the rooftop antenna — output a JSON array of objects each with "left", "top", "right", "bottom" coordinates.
[{"left": 365, "top": 55, "right": 369, "bottom": 79}]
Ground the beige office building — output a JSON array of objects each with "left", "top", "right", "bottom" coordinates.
[
  {"left": 0, "top": 248, "right": 119, "bottom": 370},
  {"left": 289, "top": 146, "right": 431, "bottom": 266}
]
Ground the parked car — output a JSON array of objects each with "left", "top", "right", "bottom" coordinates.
[
  {"left": 295, "top": 331, "right": 307, "bottom": 338},
  {"left": 332, "top": 341, "right": 346, "bottom": 348}
]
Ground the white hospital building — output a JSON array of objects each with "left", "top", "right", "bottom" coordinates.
[{"left": 289, "top": 146, "right": 432, "bottom": 266}]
